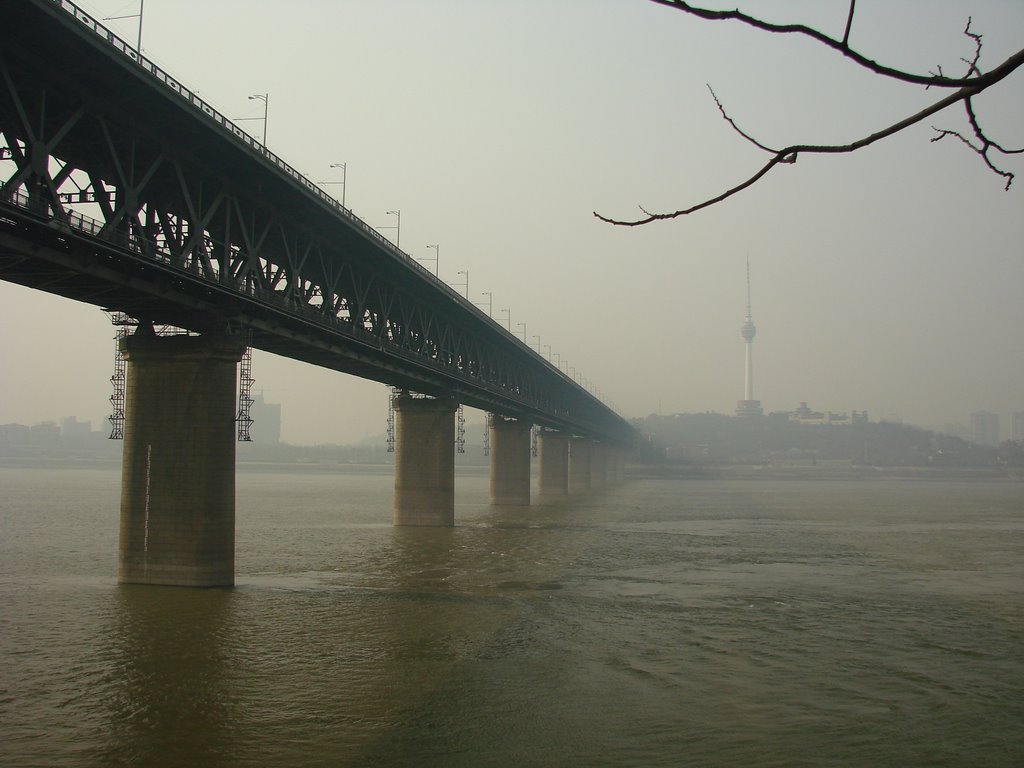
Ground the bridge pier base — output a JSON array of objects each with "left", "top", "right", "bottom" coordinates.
[
  {"left": 537, "top": 430, "right": 570, "bottom": 498},
  {"left": 118, "top": 331, "right": 246, "bottom": 587},
  {"left": 488, "top": 415, "right": 531, "bottom": 505},
  {"left": 568, "top": 438, "right": 592, "bottom": 494},
  {"left": 393, "top": 394, "right": 458, "bottom": 526}
]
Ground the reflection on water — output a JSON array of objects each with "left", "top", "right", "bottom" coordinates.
[
  {"left": 1, "top": 468, "right": 1022, "bottom": 767},
  {"left": 100, "top": 587, "right": 236, "bottom": 767}
]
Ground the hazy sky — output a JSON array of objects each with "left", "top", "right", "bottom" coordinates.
[{"left": 2, "top": 0, "right": 1022, "bottom": 444}]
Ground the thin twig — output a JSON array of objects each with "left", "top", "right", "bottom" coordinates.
[
  {"left": 842, "top": 0, "right": 856, "bottom": 47},
  {"left": 707, "top": 85, "right": 777, "bottom": 154}
]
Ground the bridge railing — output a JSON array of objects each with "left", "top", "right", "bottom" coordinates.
[{"left": 37, "top": 0, "right": 608, "bottom": 409}]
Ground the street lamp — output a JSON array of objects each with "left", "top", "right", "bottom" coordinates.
[
  {"left": 424, "top": 243, "right": 439, "bottom": 276},
  {"left": 517, "top": 322, "right": 527, "bottom": 342},
  {"left": 480, "top": 291, "right": 493, "bottom": 317},
  {"left": 324, "top": 162, "right": 347, "bottom": 208},
  {"left": 385, "top": 210, "right": 401, "bottom": 248},
  {"left": 104, "top": 0, "right": 144, "bottom": 53},
  {"left": 500, "top": 308, "right": 511, "bottom": 331},
  {"left": 248, "top": 93, "right": 269, "bottom": 143},
  {"left": 543, "top": 343, "right": 551, "bottom": 360},
  {"left": 457, "top": 270, "right": 469, "bottom": 298},
  {"left": 532, "top": 334, "right": 541, "bottom": 351}
]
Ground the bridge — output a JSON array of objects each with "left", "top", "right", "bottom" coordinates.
[{"left": 0, "top": 0, "right": 634, "bottom": 586}]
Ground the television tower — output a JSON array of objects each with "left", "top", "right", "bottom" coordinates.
[{"left": 736, "top": 256, "right": 763, "bottom": 417}]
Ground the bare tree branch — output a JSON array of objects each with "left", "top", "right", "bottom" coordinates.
[
  {"left": 644, "top": 0, "right": 1019, "bottom": 88},
  {"left": 596, "top": 81, "right": 995, "bottom": 226},
  {"left": 931, "top": 92, "right": 1024, "bottom": 191},
  {"left": 594, "top": 5, "right": 1024, "bottom": 227}
]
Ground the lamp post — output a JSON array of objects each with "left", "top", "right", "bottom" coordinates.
[
  {"left": 385, "top": 210, "right": 401, "bottom": 248},
  {"left": 532, "top": 334, "right": 541, "bottom": 352},
  {"left": 104, "top": 0, "right": 144, "bottom": 52},
  {"left": 326, "top": 162, "right": 347, "bottom": 208},
  {"left": 480, "top": 291, "right": 493, "bottom": 317},
  {"left": 517, "top": 322, "right": 527, "bottom": 342},
  {"left": 500, "top": 308, "right": 510, "bottom": 331},
  {"left": 424, "top": 243, "right": 439, "bottom": 276},
  {"left": 457, "top": 270, "right": 469, "bottom": 298},
  {"left": 248, "top": 93, "right": 269, "bottom": 143},
  {"left": 543, "top": 344, "right": 551, "bottom": 360}
]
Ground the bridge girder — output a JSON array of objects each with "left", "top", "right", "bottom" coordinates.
[{"left": 0, "top": 0, "right": 634, "bottom": 444}]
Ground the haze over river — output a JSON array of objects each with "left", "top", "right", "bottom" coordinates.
[{"left": 2, "top": 465, "right": 1022, "bottom": 767}]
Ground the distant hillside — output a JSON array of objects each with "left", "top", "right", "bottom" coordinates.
[{"left": 632, "top": 413, "right": 1023, "bottom": 470}]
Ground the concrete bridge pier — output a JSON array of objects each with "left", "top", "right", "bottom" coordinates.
[
  {"left": 568, "top": 437, "right": 592, "bottom": 494},
  {"left": 392, "top": 394, "right": 459, "bottom": 526},
  {"left": 488, "top": 415, "right": 532, "bottom": 505},
  {"left": 537, "top": 429, "right": 570, "bottom": 498},
  {"left": 613, "top": 447, "right": 626, "bottom": 481},
  {"left": 118, "top": 329, "right": 247, "bottom": 587},
  {"left": 590, "top": 442, "right": 608, "bottom": 488}
]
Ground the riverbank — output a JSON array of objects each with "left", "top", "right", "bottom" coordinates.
[{"left": 625, "top": 462, "right": 1020, "bottom": 481}]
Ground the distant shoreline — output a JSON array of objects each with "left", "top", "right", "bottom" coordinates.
[
  {"left": 1, "top": 456, "right": 1018, "bottom": 481},
  {"left": 625, "top": 463, "right": 1020, "bottom": 481}
]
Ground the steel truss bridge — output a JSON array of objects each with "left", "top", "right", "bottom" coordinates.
[{"left": 0, "top": 0, "right": 633, "bottom": 444}]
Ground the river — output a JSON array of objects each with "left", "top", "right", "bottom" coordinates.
[{"left": 1, "top": 465, "right": 1021, "bottom": 767}]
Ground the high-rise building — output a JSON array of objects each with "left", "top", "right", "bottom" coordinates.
[
  {"left": 1012, "top": 411, "right": 1024, "bottom": 442},
  {"left": 250, "top": 394, "right": 282, "bottom": 443},
  {"left": 735, "top": 257, "right": 763, "bottom": 417},
  {"left": 970, "top": 410, "right": 999, "bottom": 447}
]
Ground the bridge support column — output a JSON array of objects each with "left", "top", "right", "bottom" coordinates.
[
  {"left": 568, "top": 438, "right": 592, "bottom": 494},
  {"left": 538, "top": 430, "right": 569, "bottom": 497},
  {"left": 590, "top": 442, "right": 607, "bottom": 488},
  {"left": 118, "top": 330, "right": 246, "bottom": 587},
  {"left": 608, "top": 446, "right": 622, "bottom": 482},
  {"left": 393, "top": 394, "right": 458, "bottom": 526},
  {"left": 488, "top": 415, "right": 531, "bottom": 506}
]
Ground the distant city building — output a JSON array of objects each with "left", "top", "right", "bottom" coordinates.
[
  {"left": 61, "top": 416, "right": 92, "bottom": 443},
  {"left": 970, "top": 410, "right": 1000, "bottom": 447},
  {"left": 1013, "top": 411, "right": 1024, "bottom": 442},
  {"left": 249, "top": 394, "right": 282, "bottom": 443},
  {"left": 781, "top": 402, "right": 868, "bottom": 426},
  {"left": 29, "top": 422, "right": 60, "bottom": 446},
  {"left": 939, "top": 423, "right": 970, "bottom": 441},
  {"left": 735, "top": 257, "right": 763, "bottom": 417},
  {"left": 0, "top": 423, "right": 30, "bottom": 447}
]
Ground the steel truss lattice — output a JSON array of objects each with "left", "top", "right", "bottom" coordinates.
[{"left": 0, "top": 0, "right": 634, "bottom": 446}]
